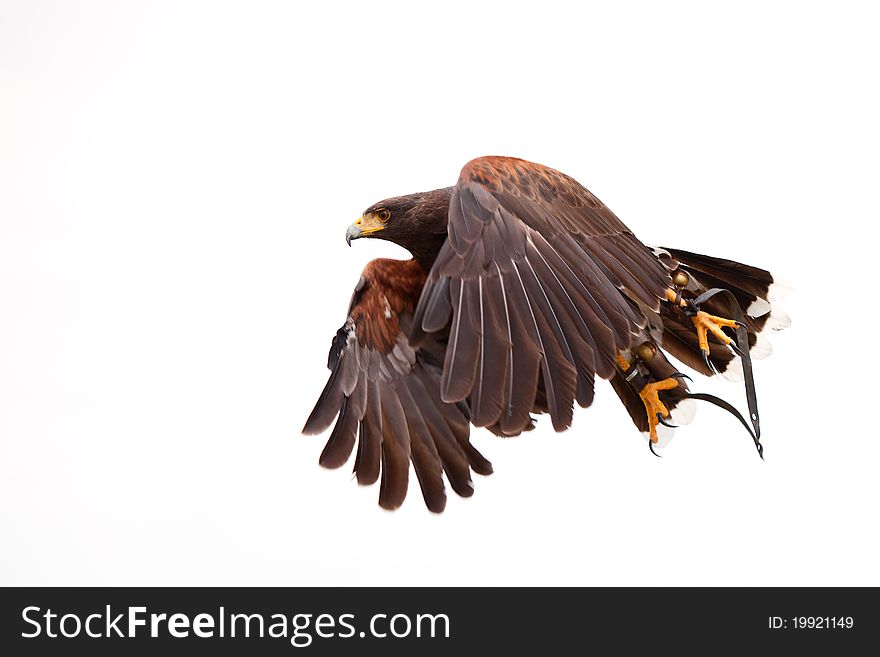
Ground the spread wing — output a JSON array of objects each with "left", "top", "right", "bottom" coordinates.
[
  {"left": 411, "top": 156, "right": 672, "bottom": 435},
  {"left": 303, "top": 260, "right": 492, "bottom": 512}
]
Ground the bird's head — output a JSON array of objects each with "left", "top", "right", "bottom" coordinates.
[
  {"left": 345, "top": 197, "right": 414, "bottom": 247},
  {"left": 345, "top": 188, "right": 454, "bottom": 267}
]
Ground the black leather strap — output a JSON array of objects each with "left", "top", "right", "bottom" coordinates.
[
  {"left": 690, "top": 287, "right": 761, "bottom": 441},
  {"left": 685, "top": 392, "right": 763, "bottom": 459}
]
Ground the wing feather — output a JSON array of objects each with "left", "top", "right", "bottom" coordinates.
[
  {"left": 407, "top": 370, "right": 474, "bottom": 497},
  {"left": 395, "top": 379, "right": 447, "bottom": 512},
  {"left": 441, "top": 278, "right": 481, "bottom": 402},
  {"left": 510, "top": 258, "right": 577, "bottom": 431},
  {"left": 469, "top": 274, "right": 512, "bottom": 427},
  {"left": 378, "top": 384, "right": 411, "bottom": 511},
  {"left": 354, "top": 378, "right": 383, "bottom": 485},
  {"left": 498, "top": 265, "right": 552, "bottom": 433},
  {"left": 319, "top": 374, "right": 366, "bottom": 468},
  {"left": 304, "top": 258, "right": 492, "bottom": 511},
  {"left": 413, "top": 156, "right": 670, "bottom": 435}
]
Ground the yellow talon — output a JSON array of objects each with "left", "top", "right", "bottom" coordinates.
[
  {"left": 615, "top": 350, "right": 682, "bottom": 443},
  {"left": 692, "top": 310, "right": 738, "bottom": 353},
  {"left": 639, "top": 378, "right": 680, "bottom": 443},
  {"left": 664, "top": 288, "right": 740, "bottom": 363}
]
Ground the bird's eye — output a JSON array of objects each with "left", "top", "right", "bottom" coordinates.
[{"left": 377, "top": 209, "right": 391, "bottom": 223}]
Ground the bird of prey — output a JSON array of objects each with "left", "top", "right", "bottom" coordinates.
[{"left": 303, "top": 156, "right": 789, "bottom": 512}]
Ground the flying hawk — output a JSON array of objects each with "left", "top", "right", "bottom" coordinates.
[{"left": 303, "top": 157, "right": 790, "bottom": 512}]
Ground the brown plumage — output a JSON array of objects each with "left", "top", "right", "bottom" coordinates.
[
  {"left": 350, "top": 259, "right": 426, "bottom": 353},
  {"left": 306, "top": 156, "right": 789, "bottom": 511},
  {"left": 303, "top": 257, "right": 491, "bottom": 513}
]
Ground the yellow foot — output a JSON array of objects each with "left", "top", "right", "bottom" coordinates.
[
  {"left": 664, "top": 289, "right": 742, "bottom": 364},
  {"left": 692, "top": 311, "right": 739, "bottom": 357},
  {"left": 640, "top": 378, "right": 680, "bottom": 443}
]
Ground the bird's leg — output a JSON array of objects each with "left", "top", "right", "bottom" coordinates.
[
  {"left": 664, "top": 288, "right": 742, "bottom": 370},
  {"left": 692, "top": 310, "right": 739, "bottom": 354},
  {"left": 639, "top": 378, "right": 679, "bottom": 444},
  {"left": 617, "top": 349, "right": 683, "bottom": 444}
]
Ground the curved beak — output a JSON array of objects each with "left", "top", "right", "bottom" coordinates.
[
  {"left": 345, "top": 222, "right": 362, "bottom": 247},
  {"left": 345, "top": 214, "right": 385, "bottom": 246}
]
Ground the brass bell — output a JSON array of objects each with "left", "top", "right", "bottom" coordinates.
[
  {"left": 672, "top": 270, "right": 690, "bottom": 288},
  {"left": 635, "top": 342, "right": 656, "bottom": 363}
]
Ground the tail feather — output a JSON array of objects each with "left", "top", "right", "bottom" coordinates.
[{"left": 653, "top": 247, "right": 790, "bottom": 380}]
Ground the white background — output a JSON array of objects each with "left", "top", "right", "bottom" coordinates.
[{"left": 1, "top": 1, "right": 877, "bottom": 586}]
